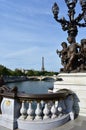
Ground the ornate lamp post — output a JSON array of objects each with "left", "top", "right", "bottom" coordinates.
[
  {"left": 52, "top": 0, "right": 86, "bottom": 72},
  {"left": 52, "top": 0, "right": 86, "bottom": 41}
]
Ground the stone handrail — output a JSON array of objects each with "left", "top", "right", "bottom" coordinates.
[
  {"left": 0, "top": 86, "right": 73, "bottom": 100},
  {"left": 17, "top": 90, "right": 71, "bottom": 101}
]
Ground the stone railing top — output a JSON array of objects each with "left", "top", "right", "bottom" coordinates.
[
  {"left": 0, "top": 85, "right": 73, "bottom": 101},
  {"left": 17, "top": 91, "right": 71, "bottom": 101}
]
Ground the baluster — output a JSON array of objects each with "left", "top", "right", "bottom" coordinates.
[
  {"left": 19, "top": 101, "right": 27, "bottom": 120},
  {"left": 26, "top": 101, "right": 34, "bottom": 120},
  {"left": 35, "top": 102, "right": 42, "bottom": 120},
  {"left": 41, "top": 100, "right": 45, "bottom": 110},
  {"left": 43, "top": 102, "right": 50, "bottom": 119},
  {"left": 55, "top": 100, "right": 58, "bottom": 115},
  {"left": 51, "top": 102, "right": 57, "bottom": 119},
  {"left": 55, "top": 101, "right": 58, "bottom": 108},
  {"left": 57, "top": 107, "right": 63, "bottom": 117},
  {"left": 69, "top": 111, "right": 74, "bottom": 120}
]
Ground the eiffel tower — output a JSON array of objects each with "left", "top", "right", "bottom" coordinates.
[{"left": 41, "top": 57, "right": 45, "bottom": 71}]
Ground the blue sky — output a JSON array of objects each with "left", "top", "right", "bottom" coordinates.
[{"left": 0, "top": 0, "right": 85, "bottom": 72}]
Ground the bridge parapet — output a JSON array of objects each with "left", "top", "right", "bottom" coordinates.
[
  {"left": 28, "top": 75, "right": 57, "bottom": 81},
  {"left": 0, "top": 86, "right": 74, "bottom": 130}
]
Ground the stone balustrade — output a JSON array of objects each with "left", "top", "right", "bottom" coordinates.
[
  {"left": 17, "top": 91, "right": 71, "bottom": 120},
  {"left": 0, "top": 87, "right": 74, "bottom": 130}
]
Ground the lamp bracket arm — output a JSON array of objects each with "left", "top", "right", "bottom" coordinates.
[
  {"left": 77, "top": 23, "right": 86, "bottom": 27},
  {"left": 55, "top": 17, "right": 69, "bottom": 24},
  {"left": 75, "top": 12, "right": 84, "bottom": 23}
]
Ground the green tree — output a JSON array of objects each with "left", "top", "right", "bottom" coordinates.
[
  {"left": 14, "top": 69, "right": 24, "bottom": 76},
  {"left": 0, "top": 65, "right": 12, "bottom": 76},
  {"left": 27, "top": 70, "right": 34, "bottom": 76}
]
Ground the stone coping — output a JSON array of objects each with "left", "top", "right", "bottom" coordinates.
[
  {"left": 55, "top": 73, "right": 86, "bottom": 85},
  {"left": 58, "top": 73, "right": 86, "bottom": 77}
]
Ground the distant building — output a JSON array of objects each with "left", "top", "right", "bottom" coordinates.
[{"left": 41, "top": 57, "right": 45, "bottom": 71}]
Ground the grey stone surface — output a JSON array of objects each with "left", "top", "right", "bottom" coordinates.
[
  {"left": 52, "top": 116, "right": 86, "bottom": 130},
  {"left": 0, "top": 126, "right": 11, "bottom": 130},
  {"left": 0, "top": 116, "right": 86, "bottom": 130}
]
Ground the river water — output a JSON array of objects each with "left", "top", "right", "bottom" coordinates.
[{"left": 6, "top": 81, "right": 54, "bottom": 94}]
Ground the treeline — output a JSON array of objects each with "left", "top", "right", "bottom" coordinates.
[
  {"left": 0, "top": 65, "right": 58, "bottom": 76},
  {"left": 26, "top": 70, "right": 58, "bottom": 76}
]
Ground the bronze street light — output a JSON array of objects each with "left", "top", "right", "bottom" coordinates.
[{"left": 52, "top": 0, "right": 86, "bottom": 41}]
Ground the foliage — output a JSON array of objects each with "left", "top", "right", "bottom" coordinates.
[
  {"left": 13, "top": 69, "right": 25, "bottom": 76},
  {"left": 26, "top": 70, "right": 58, "bottom": 76},
  {"left": 0, "top": 65, "right": 12, "bottom": 76},
  {"left": 0, "top": 65, "right": 58, "bottom": 76}
]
